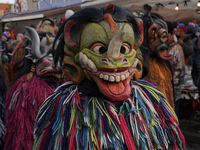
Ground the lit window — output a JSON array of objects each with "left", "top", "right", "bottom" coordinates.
[{"left": 51, "top": 0, "right": 56, "bottom": 4}]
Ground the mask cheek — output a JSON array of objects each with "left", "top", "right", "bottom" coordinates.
[{"left": 63, "top": 54, "right": 85, "bottom": 84}]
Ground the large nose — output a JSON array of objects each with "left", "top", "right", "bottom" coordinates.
[{"left": 107, "top": 31, "right": 126, "bottom": 58}]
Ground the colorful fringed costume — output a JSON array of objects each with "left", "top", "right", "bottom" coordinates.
[
  {"left": 33, "top": 4, "right": 185, "bottom": 150},
  {"left": 33, "top": 80, "right": 185, "bottom": 149},
  {"left": 4, "top": 27, "right": 63, "bottom": 150}
]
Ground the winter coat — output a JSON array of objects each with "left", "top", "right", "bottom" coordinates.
[
  {"left": 181, "top": 36, "right": 194, "bottom": 65},
  {"left": 192, "top": 49, "right": 200, "bottom": 94},
  {"left": 181, "top": 36, "right": 193, "bottom": 58}
]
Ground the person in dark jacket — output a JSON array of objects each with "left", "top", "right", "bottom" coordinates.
[
  {"left": 177, "top": 25, "right": 194, "bottom": 66},
  {"left": 187, "top": 24, "right": 200, "bottom": 64},
  {"left": 192, "top": 43, "right": 200, "bottom": 95}
]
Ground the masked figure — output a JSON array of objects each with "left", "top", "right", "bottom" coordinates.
[
  {"left": 4, "top": 27, "right": 63, "bottom": 150},
  {"left": 140, "top": 13, "right": 175, "bottom": 110},
  {"left": 33, "top": 4, "right": 185, "bottom": 150},
  {"left": 36, "top": 18, "right": 59, "bottom": 37}
]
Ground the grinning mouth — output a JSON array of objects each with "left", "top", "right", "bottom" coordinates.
[
  {"left": 79, "top": 52, "right": 138, "bottom": 82},
  {"left": 79, "top": 52, "right": 138, "bottom": 101}
]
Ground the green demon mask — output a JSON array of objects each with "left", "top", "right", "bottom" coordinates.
[{"left": 58, "top": 4, "right": 143, "bottom": 101}]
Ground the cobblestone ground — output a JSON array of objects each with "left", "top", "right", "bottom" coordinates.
[{"left": 178, "top": 104, "right": 200, "bottom": 150}]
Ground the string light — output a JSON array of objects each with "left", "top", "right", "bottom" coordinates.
[
  {"left": 197, "top": 0, "right": 200, "bottom": 7},
  {"left": 175, "top": 4, "right": 179, "bottom": 10}
]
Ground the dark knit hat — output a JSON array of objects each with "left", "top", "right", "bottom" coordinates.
[
  {"left": 187, "top": 25, "right": 196, "bottom": 35},
  {"left": 4, "top": 22, "right": 12, "bottom": 30},
  {"left": 177, "top": 25, "right": 187, "bottom": 33}
]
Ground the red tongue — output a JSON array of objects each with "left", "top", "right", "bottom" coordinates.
[
  {"left": 91, "top": 72, "right": 132, "bottom": 101},
  {"left": 107, "top": 82, "right": 125, "bottom": 95},
  {"left": 158, "top": 50, "right": 172, "bottom": 60},
  {"left": 160, "top": 50, "right": 169, "bottom": 56}
]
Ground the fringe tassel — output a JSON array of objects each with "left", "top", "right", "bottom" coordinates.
[
  {"left": 119, "top": 114, "right": 136, "bottom": 150},
  {"left": 69, "top": 115, "right": 77, "bottom": 150}
]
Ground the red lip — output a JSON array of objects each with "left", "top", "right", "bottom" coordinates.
[
  {"left": 158, "top": 50, "right": 172, "bottom": 60},
  {"left": 39, "top": 68, "right": 62, "bottom": 76}
]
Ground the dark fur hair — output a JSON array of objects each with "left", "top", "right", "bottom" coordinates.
[
  {"left": 141, "top": 13, "right": 168, "bottom": 50},
  {"left": 53, "top": 5, "right": 140, "bottom": 67}
]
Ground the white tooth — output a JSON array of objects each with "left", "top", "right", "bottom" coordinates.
[
  {"left": 79, "top": 52, "right": 83, "bottom": 59},
  {"left": 82, "top": 54, "right": 88, "bottom": 66},
  {"left": 121, "top": 75, "right": 125, "bottom": 81},
  {"left": 100, "top": 73, "right": 104, "bottom": 79},
  {"left": 79, "top": 52, "right": 84, "bottom": 65},
  {"left": 41, "top": 69, "right": 47, "bottom": 73},
  {"left": 87, "top": 59, "right": 98, "bottom": 73},
  {"left": 109, "top": 76, "right": 115, "bottom": 82},
  {"left": 132, "top": 58, "right": 139, "bottom": 68},
  {"left": 104, "top": 75, "right": 109, "bottom": 80},
  {"left": 116, "top": 76, "right": 120, "bottom": 82},
  {"left": 125, "top": 72, "right": 129, "bottom": 78}
]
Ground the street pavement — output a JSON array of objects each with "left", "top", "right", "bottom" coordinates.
[{"left": 178, "top": 104, "right": 200, "bottom": 149}]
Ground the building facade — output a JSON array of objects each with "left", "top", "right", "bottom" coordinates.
[
  {"left": 38, "top": 0, "right": 88, "bottom": 10},
  {"left": 14, "top": 0, "right": 38, "bottom": 12}
]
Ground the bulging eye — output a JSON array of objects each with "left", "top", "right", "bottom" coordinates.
[
  {"left": 160, "top": 32, "right": 168, "bottom": 43},
  {"left": 120, "top": 43, "right": 131, "bottom": 54},
  {"left": 90, "top": 43, "right": 107, "bottom": 54},
  {"left": 47, "top": 53, "right": 53, "bottom": 61}
]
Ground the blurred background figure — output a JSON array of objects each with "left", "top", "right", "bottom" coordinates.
[
  {"left": 192, "top": 37, "right": 200, "bottom": 99},
  {"left": 187, "top": 23, "right": 199, "bottom": 64},
  {"left": 188, "top": 20, "right": 196, "bottom": 27},
  {"left": 61, "top": 9, "right": 74, "bottom": 23},
  {"left": 0, "top": 32, "right": 12, "bottom": 86},
  {"left": 36, "top": 18, "right": 58, "bottom": 37},
  {"left": 177, "top": 24, "right": 193, "bottom": 66},
  {"left": 167, "top": 21, "right": 185, "bottom": 116},
  {"left": 4, "top": 23, "right": 15, "bottom": 40},
  {"left": 16, "top": 33, "right": 24, "bottom": 43},
  {"left": 59, "top": 9, "right": 74, "bottom": 29}
]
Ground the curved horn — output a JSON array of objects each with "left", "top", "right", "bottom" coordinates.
[
  {"left": 46, "top": 34, "right": 52, "bottom": 44},
  {"left": 107, "top": 31, "right": 126, "bottom": 58},
  {"left": 25, "top": 26, "right": 41, "bottom": 59}
]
